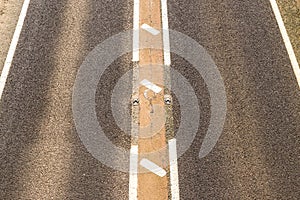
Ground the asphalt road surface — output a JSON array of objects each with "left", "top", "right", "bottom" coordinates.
[{"left": 0, "top": 0, "right": 299, "bottom": 199}]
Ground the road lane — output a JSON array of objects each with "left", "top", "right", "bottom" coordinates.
[
  {"left": 168, "top": 0, "right": 300, "bottom": 199},
  {"left": 0, "top": 0, "right": 132, "bottom": 199}
]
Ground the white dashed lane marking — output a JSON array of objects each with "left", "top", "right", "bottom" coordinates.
[
  {"left": 129, "top": 145, "right": 139, "bottom": 200},
  {"left": 161, "top": 0, "right": 171, "bottom": 66},
  {"left": 132, "top": 0, "right": 140, "bottom": 62},
  {"left": 169, "top": 139, "right": 180, "bottom": 200}
]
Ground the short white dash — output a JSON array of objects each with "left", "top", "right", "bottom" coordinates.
[
  {"left": 0, "top": 0, "right": 31, "bottom": 100},
  {"left": 168, "top": 139, "right": 180, "bottom": 200},
  {"left": 129, "top": 145, "right": 138, "bottom": 200},
  {"left": 270, "top": 0, "right": 300, "bottom": 89},
  {"left": 140, "top": 79, "right": 162, "bottom": 94},
  {"left": 140, "top": 158, "right": 167, "bottom": 177},
  {"left": 141, "top": 24, "right": 160, "bottom": 36}
]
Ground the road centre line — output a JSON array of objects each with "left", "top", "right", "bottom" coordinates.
[
  {"left": 0, "top": 0, "right": 31, "bottom": 100},
  {"left": 129, "top": 145, "right": 139, "bottom": 200},
  {"left": 161, "top": 0, "right": 171, "bottom": 66},
  {"left": 129, "top": 0, "right": 140, "bottom": 199},
  {"left": 269, "top": 0, "right": 300, "bottom": 89},
  {"left": 161, "top": 0, "right": 180, "bottom": 198},
  {"left": 130, "top": 0, "right": 179, "bottom": 198},
  {"left": 132, "top": 0, "right": 140, "bottom": 62},
  {"left": 169, "top": 139, "right": 180, "bottom": 200}
]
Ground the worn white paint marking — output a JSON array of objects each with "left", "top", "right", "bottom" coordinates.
[
  {"left": 141, "top": 23, "right": 160, "bottom": 36},
  {"left": 161, "top": 0, "right": 171, "bottom": 66},
  {"left": 0, "top": 0, "right": 31, "bottom": 100},
  {"left": 132, "top": 0, "right": 140, "bottom": 62},
  {"left": 129, "top": 145, "right": 139, "bottom": 200},
  {"left": 169, "top": 139, "right": 180, "bottom": 200},
  {"left": 130, "top": 1, "right": 140, "bottom": 198},
  {"left": 140, "top": 158, "right": 167, "bottom": 177},
  {"left": 270, "top": 0, "right": 300, "bottom": 89},
  {"left": 140, "top": 79, "right": 162, "bottom": 94},
  {"left": 161, "top": 0, "right": 180, "bottom": 198}
]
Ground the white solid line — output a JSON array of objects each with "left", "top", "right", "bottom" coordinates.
[
  {"left": 132, "top": 0, "right": 140, "bottom": 62},
  {"left": 161, "top": 0, "right": 171, "bottom": 66},
  {"left": 161, "top": 0, "right": 179, "bottom": 198},
  {"left": 129, "top": 145, "right": 139, "bottom": 200},
  {"left": 141, "top": 23, "right": 160, "bottom": 36},
  {"left": 270, "top": 0, "right": 300, "bottom": 89},
  {"left": 130, "top": 0, "right": 140, "bottom": 198},
  {"left": 168, "top": 139, "right": 180, "bottom": 200},
  {"left": 140, "top": 79, "right": 162, "bottom": 94},
  {"left": 0, "top": 0, "right": 31, "bottom": 100},
  {"left": 140, "top": 158, "right": 167, "bottom": 177}
]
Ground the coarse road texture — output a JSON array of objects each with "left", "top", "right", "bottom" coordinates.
[{"left": 0, "top": 0, "right": 299, "bottom": 199}]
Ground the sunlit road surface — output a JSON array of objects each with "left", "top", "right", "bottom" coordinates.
[{"left": 0, "top": 0, "right": 300, "bottom": 199}]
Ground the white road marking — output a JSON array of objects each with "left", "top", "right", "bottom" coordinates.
[
  {"left": 270, "top": 0, "right": 300, "bottom": 89},
  {"left": 139, "top": 158, "right": 167, "bottom": 177},
  {"left": 140, "top": 79, "right": 162, "bottom": 94},
  {"left": 161, "top": 0, "right": 180, "bottom": 199},
  {"left": 169, "top": 139, "right": 180, "bottom": 200},
  {"left": 130, "top": 0, "right": 140, "bottom": 198},
  {"left": 132, "top": 0, "right": 140, "bottom": 62},
  {"left": 161, "top": 0, "right": 171, "bottom": 66},
  {"left": 141, "top": 24, "right": 160, "bottom": 35},
  {"left": 0, "top": 0, "right": 31, "bottom": 100},
  {"left": 129, "top": 145, "right": 139, "bottom": 200}
]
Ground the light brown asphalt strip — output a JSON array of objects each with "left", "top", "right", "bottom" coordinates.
[{"left": 136, "top": 0, "right": 169, "bottom": 199}]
